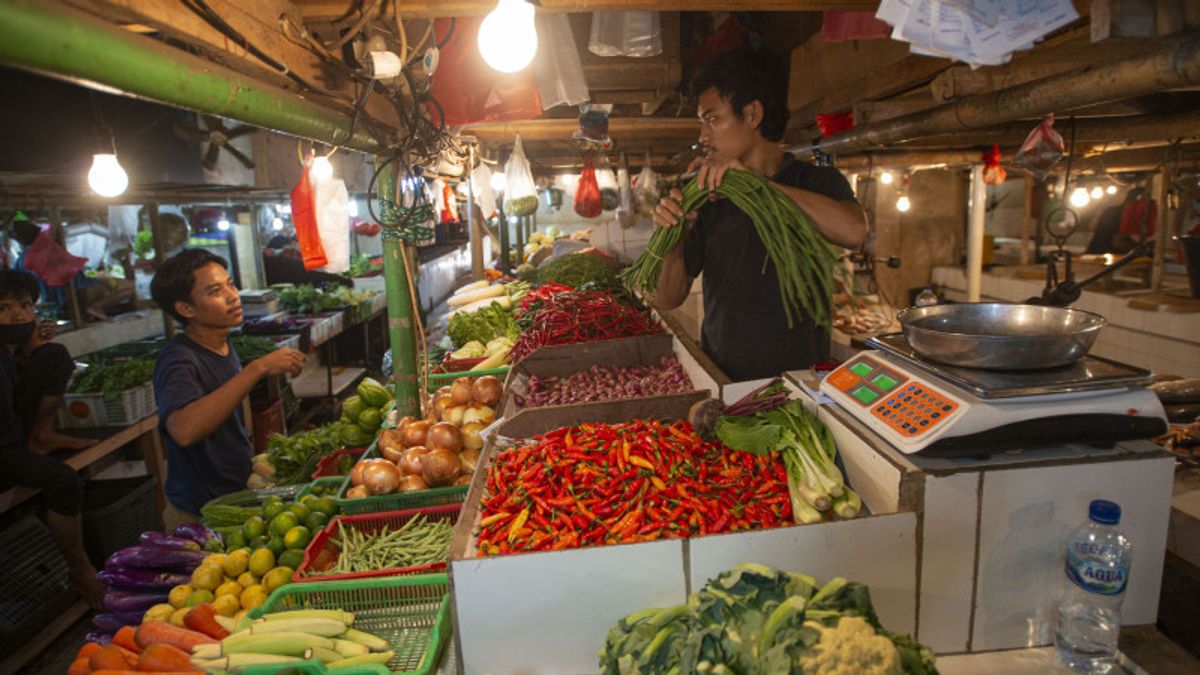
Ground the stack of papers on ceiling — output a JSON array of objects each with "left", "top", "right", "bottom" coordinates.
[{"left": 876, "top": 0, "right": 1079, "bottom": 69}]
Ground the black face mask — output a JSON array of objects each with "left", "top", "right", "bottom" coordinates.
[{"left": 0, "top": 321, "right": 35, "bottom": 346}]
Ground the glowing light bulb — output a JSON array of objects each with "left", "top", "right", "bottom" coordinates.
[
  {"left": 491, "top": 171, "right": 507, "bottom": 193},
  {"left": 88, "top": 153, "right": 129, "bottom": 198},
  {"left": 478, "top": 0, "right": 538, "bottom": 73},
  {"left": 895, "top": 195, "right": 911, "bottom": 212},
  {"left": 880, "top": 171, "right": 894, "bottom": 185},
  {"left": 1090, "top": 186, "right": 1104, "bottom": 200},
  {"left": 217, "top": 218, "right": 231, "bottom": 231},
  {"left": 348, "top": 200, "right": 359, "bottom": 218},
  {"left": 1106, "top": 185, "right": 1117, "bottom": 195},
  {"left": 1069, "top": 187, "right": 1090, "bottom": 208},
  {"left": 310, "top": 155, "right": 333, "bottom": 182},
  {"left": 271, "top": 217, "right": 284, "bottom": 231},
  {"left": 276, "top": 203, "right": 291, "bottom": 214}
]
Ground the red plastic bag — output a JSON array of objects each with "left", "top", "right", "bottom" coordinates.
[
  {"left": 440, "top": 182, "right": 460, "bottom": 224},
  {"left": 428, "top": 17, "right": 542, "bottom": 126},
  {"left": 574, "top": 156, "right": 602, "bottom": 219},
  {"left": 290, "top": 167, "right": 328, "bottom": 270},
  {"left": 24, "top": 228, "right": 88, "bottom": 286},
  {"left": 982, "top": 144, "right": 1007, "bottom": 185},
  {"left": 1014, "top": 114, "right": 1064, "bottom": 180},
  {"left": 815, "top": 112, "right": 855, "bottom": 137},
  {"left": 1119, "top": 192, "right": 1157, "bottom": 239}
]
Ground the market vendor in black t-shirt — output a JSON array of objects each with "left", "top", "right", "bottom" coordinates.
[
  {"left": 150, "top": 249, "right": 306, "bottom": 530},
  {"left": 651, "top": 48, "right": 867, "bottom": 381}
]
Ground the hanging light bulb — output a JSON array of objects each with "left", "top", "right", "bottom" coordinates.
[
  {"left": 1069, "top": 187, "right": 1090, "bottom": 208},
  {"left": 88, "top": 153, "right": 129, "bottom": 198},
  {"left": 217, "top": 217, "right": 231, "bottom": 231},
  {"left": 477, "top": 0, "right": 538, "bottom": 73},
  {"left": 1090, "top": 186, "right": 1104, "bottom": 200},
  {"left": 1106, "top": 184, "right": 1117, "bottom": 195},
  {"left": 271, "top": 216, "right": 284, "bottom": 231},
  {"left": 276, "top": 203, "right": 292, "bottom": 215},
  {"left": 895, "top": 195, "right": 911, "bottom": 212},
  {"left": 491, "top": 171, "right": 507, "bottom": 193},
  {"left": 310, "top": 154, "right": 334, "bottom": 182},
  {"left": 879, "top": 171, "right": 895, "bottom": 185},
  {"left": 348, "top": 199, "right": 360, "bottom": 218}
]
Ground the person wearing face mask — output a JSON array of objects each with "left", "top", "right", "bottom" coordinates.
[
  {"left": 0, "top": 269, "right": 104, "bottom": 608},
  {"left": 150, "top": 250, "right": 306, "bottom": 530},
  {"left": 650, "top": 48, "right": 867, "bottom": 381}
]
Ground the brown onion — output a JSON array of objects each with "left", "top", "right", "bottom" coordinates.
[
  {"left": 450, "top": 377, "right": 473, "bottom": 405},
  {"left": 398, "top": 474, "right": 429, "bottom": 492},
  {"left": 397, "top": 445, "right": 429, "bottom": 476},
  {"left": 346, "top": 485, "right": 370, "bottom": 499},
  {"left": 459, "top": 448, "right": 480, "bottom": 475},
  {"left": 379, "top": 428, "right": 405, "bottom": 450},
  {"left": 350, "top": 461, "right": 367, "bottom": 486},
  {"left": 427, "top": 422, "right": 463, "bottom": 453},
  {"left": 361, "top": 460, "right": 401, "bottom": 495},
  {"left": 462, "top": 402, "right": 496, "bottom": 427},
  {"left": 443, "top": 404, "right": 466, "bottom": 426},
  {"left": 395, "top": 417, "right": 417, "bottom": 432},
  {"left": 380, "top": 444, "right": 404, "bottom": 463},
  {"left": 471, "top": 376, "right": 503, "bottom": 406},
  {"left": 452, "top": 474, "right": 472, "bottom": 486},
  {"left": 460, "top": 421, "right": 485, "bottom": 450},
  {"left": 400, "top": 419, "right": 430, "bottom": 447},
  {"left": 421, "top": 448, "right": 462, "bottom": 487},
  {"left": 432, "top": 392, "right": 455, "bottom": 420}
]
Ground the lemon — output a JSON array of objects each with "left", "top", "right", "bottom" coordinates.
[
  {"left": 277, "top": 549, "right": 305, "bottom": 571},
  {"left": 283, "top": 525, "right": 311, "bottom": 551},
  {"left": 215, "top": 580, "right": 243, "bottom": 599},
  {"left": 186, "top": 589, "right": 215, "bottom": 607},
  {"left": 242, "top": 515, "right": 267, "bottom": 541},
  {"left": 262, "top": 566, "right": 294, "bottom": 593},
  {"left": 286, "top": 503, "right": 311, "bottom": 522},
  {"left": 212, "top": 594, "right": 241, "bottom": 617},
  {"left": 143, "top": 603, "right": 175, "bottom": 623},
  {"left": 202, "top": 552, "right": 227, "bottom": 568},
  {"left": 236, "top": 571, "right": 258, "bottom": 588},
  {"left": 222, "top": 549, "right": 250, "bottom": 578},
  {"left": 169, "top": 606, "right": 190, "bottom": 627},
  {"left": 233, "top": 608, "right": 248, "bottom": 622},
  {"left": 168, "top": 584, "right": 193, "bottom": 609},
  {"left": 248, "top": 547, "right": 276, "bottom": 578},
  {"left": 190, "top": 563, "right": 224, "bottom": 591},
  {"left": 268, "top": 511, "right": 299, "bottom": 538},
  {"left": 240, "top": 584, "right": 268, "bottom": 610}
]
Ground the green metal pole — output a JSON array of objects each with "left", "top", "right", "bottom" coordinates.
[
  {"left": 377, "top": 160, "right": 420, "bottom": 418},
  {"left": 0, "top": 0, "right": 382, "bottom": 153}
]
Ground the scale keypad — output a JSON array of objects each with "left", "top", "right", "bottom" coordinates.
[{"left": 827, "top": 355, "right": 957, "bottom": 438}]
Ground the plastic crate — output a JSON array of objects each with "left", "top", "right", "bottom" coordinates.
[
  {"left": 426, "top": 366, "right": 508, "bottom": 391},
  {"left": 0, "top": 515, "right": 78, "bottom": 654},
  {"left": 311, "top": 447, "right": 368, "bottom": 481},
  {"left": 82, "top": 474, "right": 159, "bottom": 567},
  {"left": 246, "top": 573, "right": 450, "bottom": 675},
  {"left": 242, "top": 662, "right": 391, "bottom": 675},
  {"left": 298, "top": 476, "right": 348, "bottom": 501},
  {"left": 57, "top": 382, "right": 156, "bottom": 428},
  {"left": 335, "top": 445, "right": 467, "bottom": 515},
  {"left": 294, "top": 504, "right": 460, "bottom": 583}
]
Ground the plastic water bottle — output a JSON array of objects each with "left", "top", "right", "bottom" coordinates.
[{"left": 1054, "top": 499, "right": 1133, "bottom": 673}]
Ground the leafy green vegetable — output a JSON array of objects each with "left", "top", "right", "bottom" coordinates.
[
  {"left": 68, "top": 358, "right": 156, "bottom": 399},
  {"left": 266, "top": 422, "right": 346, "bottom": 485},
  {"left": 447, "top": 301, "right": 521, "bottom": 349},
  {"left": 277, "top": 284, "right": 347, "bottom": 314},
  {"left": 231, "top": 335, "right": 278, "bottom": 365},
  {"left": 346, "top": 254, "right": 382, "bottom": 278},
  {"left": 520, "top": 252, "right": 618, "bottom": 289}
]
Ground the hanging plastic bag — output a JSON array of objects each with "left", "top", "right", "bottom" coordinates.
[
  {"left": 314, "top": 175, "right": 350, "bottom": 274},
  {"left": 441, "top": 182, "right": 460, "bottom": 223},
  {"left": 574, "top": 156, "right": 603, "bottom": 219},
  {"left": 595, "top": 154, "right": 619, "bottom": 211},
  {"left": 982, "top": 144, "right": 1007, "bottom": 185},
  {"left": 23, "top": 228, "right": 88, "bottom": 286},
  {"left": 588, "top": 12, "right": 662, "bottom": 58},
  {"left": 471, "top": 162, "right": 498, "bottom": 219},
  {"left": 574, "top": 104, "right": 612, "bottom": 145},
  {"left": 503, "top": 135, "right": 539, "bottom": 217},
  {"left": 1014, "top": 114, "right": 1064, "bottom": 181},
  {"left": 634, "top": 152, "right": 660, "bottom": 216},
  {"left": 616, "top": 153, "right": 636, "bottom": 229},
  {"left": 290, "top": 166, "right": 328, "bottom": 270},
  {"left": 534, "top": 13, "right": 589, "bottom": 110}
]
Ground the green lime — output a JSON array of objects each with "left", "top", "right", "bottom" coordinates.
[
  {"left": 300, "top": 494, "right": 319, "bottom": 509},
  {"left": 241, "top": 515, "right": 266, "bottom": 541},
  {"left": 283, "top": 525, "right": 311, "bottom": 551},
  {"left": 186, "top": 589, "right": 215, "bottom": 607},
  {"left": 312, "top": 497, "right": 339, "bottom": 517},
  {"left": 266, "top": 534, "right": 285, "bottom": 556},
  {"left": 304, "top": 512, "right": 329, "bottom": 532},
  {"left": 249, "top": 535, "right": 268, "bottom": 550},
  {"left": 269, "top": 511, "right": 299, "bottom": 538},
  {"left": 277, "top": 549, "right": 305, "bottom": 570},
  {"left": 224, "top": 531, "right": 246, "bottom": 552},
  {"left": 261, "top": 496, "right": 286, "bottom": 521},
  {"left": 287, "top": 503, "right": 311, "bottom": 522}
]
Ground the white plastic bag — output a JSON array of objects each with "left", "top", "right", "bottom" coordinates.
[
  {"left": 471, "top": 162, "right": 498, "bottom": 219},
  {"left": 616, "top": 153, "right": 635, "bottom": 229},
  {"left": 503, "top": 135, "right": 539, "bottom": 217},
  {"left": 634, "top": 153, "right": 660, "bottom": 216},
  {"left": 589, "top": 12, "right": 662, "bottom": 58},
  {"left": 595, "top": 154, "right": 619, "bottom": 212},
  {"left": 534, "top": 14, "right": 589, "bottom": 110},
  {"left": 314, "top": 176, "right": 350, "bottom": 273}
]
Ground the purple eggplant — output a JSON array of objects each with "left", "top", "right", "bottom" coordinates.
[
  {"left": 92, "top": 613, "right": 132, "bottom": 633},
  {"left": 97, "top": 568, "right": 190, "bottom": 592},
  {"left": 139, "top": 531, "right": 201, "bottom": 550},
  {"left": 103, "top": 590, "right": 168, "bottom": 615},
  {"left": 173, "top": 523, "right": 224, "bottom": 552},
  {"left": 104, "top": 545, "right": 206, "bottom": 572}
]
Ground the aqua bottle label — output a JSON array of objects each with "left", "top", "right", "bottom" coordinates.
[{"left": 1066, "top": 548, "right": 1128, "bottom": 595}]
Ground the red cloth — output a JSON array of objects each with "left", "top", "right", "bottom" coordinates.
[
  {"left": 429, "top": 17, "right": 541, "bottom": 126},
  {"left": 290, "top": 167, "right": 328, "bottom": 270},
  {"left": 815, "top": 112, "right": 855, "bottom": 137},
  {"left": 23, "top": 229, "right": 88, "bottom": 286},
  {"left": 821, "top": 11, "right": 892, "bottom": 42},
  {"left": 1119, "top": 197, "right": 1157, "bottom": 238}
]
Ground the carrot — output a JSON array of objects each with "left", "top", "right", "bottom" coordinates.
[
  {"left": 77, "top": 643, "right": 103, "bottom": 661},
  {"left": 134, "top": 621, "right": 215, "bottom": 652},
  {"left": 68, "top": 657, "right": 92, "bottom": 675},
  {"left": 183, "top": 604, "right": 228, "bottom": 640},
  {"left": 89, "top": 645, "right": 130, "bottom": 671},
  {"left": 135, "top": 644, "right": 193, "bottom": 672},
  {"left": 113, "top": 626, "right": 142, "bottom": 654}
]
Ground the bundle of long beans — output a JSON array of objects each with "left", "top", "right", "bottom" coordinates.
[{"left": 625, "top": 170, "right": 838, "bottom": 328}]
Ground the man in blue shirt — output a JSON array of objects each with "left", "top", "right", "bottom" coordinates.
[{"left": 150, "top": 250, "right": 305, "bottom": 530}]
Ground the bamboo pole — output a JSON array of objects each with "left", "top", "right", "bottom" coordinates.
[
  {"left": 466, "top": 147, "right": 484, "bottom": 281},
  {"left": 1152, "top": 167, "right": 1172, "bottom": 291},
  {"left": 377, "top": 160, "right": 420, "bottom": 418}
]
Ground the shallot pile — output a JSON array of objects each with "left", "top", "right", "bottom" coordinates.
[{"left": 514, "top": 357, "right": 692, "bottom": 408}]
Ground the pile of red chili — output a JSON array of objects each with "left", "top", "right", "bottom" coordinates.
[
  {"left": 475, "top": 419, "right": 793, "bottom": 556},
  {"left": 515, "top": 281, "right": 573, "bottom": 316},
  {"left": 509, "top": 290, "right": 663, "bottom": 363}
]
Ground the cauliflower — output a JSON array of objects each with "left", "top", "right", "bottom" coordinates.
[{"left": 796, "top": 616, "right": 902, "bottom": 675}]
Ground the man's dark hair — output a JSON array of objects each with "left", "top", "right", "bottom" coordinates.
[
  {"left": 151, "top": 248, "right": 228, "bottom": 323},
  {"left": 0, "top": 269, "right": 40, "bottom": 303},
  {"left": 691, "top": 47, "right": 789, "bottom": 142}
]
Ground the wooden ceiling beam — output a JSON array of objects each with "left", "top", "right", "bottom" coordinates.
[
  {"left": 461, "top": 117, "right": 699, "bottom": 143},
  {"left": 294, "top": 0, "right": 877, "bottom": 21}
]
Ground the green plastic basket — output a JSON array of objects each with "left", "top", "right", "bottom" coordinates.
[
  {"left": 246, "top": 573, "right": 451, "bottom": 675},
  {"left": 335, "top": 444, "right": 467, "bottom": 515},
  {"left": 425, "top": 366, "right": 509, "bottom": 392},
  {"left": 241, "top": 659, "right": 392, "bottom": 675},
  {"left": 299, "top": 476, "right": 349, "bottom": 500}
]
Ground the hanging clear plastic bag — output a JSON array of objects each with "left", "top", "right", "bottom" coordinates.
[
  {"left": 471, "top": 162, "right": 498, "bottom": 219},
  {"left": 616, "top": 153, "right": 636, "bottom": 229},
  {"left": 574, "top": 156, "right": 603, "bottom": 219},
  {"left": 588, "top": 12, "right": 662, "bottom": 58},
  {"left": 314, "top": 176, "right": 350, "bottom": 273},
  {"left": 595, "top": 154, "right": 619, "bottom": 211},
  {"left": 1014, "top": 114, "right": 1064, "bottom": 181},
  {"left": 634, "top": 152, "right": 660, "bottom": 216},
  {"left": 503, "top": 135, "right": 539, "bottom": 217},
  {"left": 574, "top": 103, "right": 612, "bottom": 145},
  {"left": 533, "top": 13, "right": 589, "bottom": 110}
]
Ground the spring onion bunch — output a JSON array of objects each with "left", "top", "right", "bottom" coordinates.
[{"left": 625, "top": 169, "right": 838, "bottom": 328}]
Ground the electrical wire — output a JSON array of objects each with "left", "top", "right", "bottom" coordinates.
[{"left": 329, "top": 0, "right": 383, "bottom": 51}]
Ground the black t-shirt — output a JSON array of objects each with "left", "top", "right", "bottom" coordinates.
[
  {"left": 14, "top": 343, "right": 74, "bottom": 433},
  {"left": 0, "top": 349, "right": 23, "bottom": 449},
  {"left": 682, "top": 154, "right": 856, "bottom": 381}
]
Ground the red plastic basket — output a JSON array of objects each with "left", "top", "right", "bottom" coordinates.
[
  {"left": 310, "top": 447, "right": 367, "bottom": 480},
  {"left": 292, "top": 503, "right": 461, "bottom": 583}
]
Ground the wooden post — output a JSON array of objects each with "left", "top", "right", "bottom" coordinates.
[
  {"left": 1020, "top": 177, "right": 1035, "bottom": 266},
  {"left": 1151, "top": 166, "right": 1172, "bottom": 290},
  {"left": 466, "top": 146, "right": 485, "bottom": 280},
  {"left": 147, "top": 203, "right": 175, "bottom": 338},
  {"left": 967, "top": 165, "right": 987, "bottom": 302}
]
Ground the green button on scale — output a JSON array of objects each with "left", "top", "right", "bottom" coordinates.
[
  {"left": 849, "top": 361, "right": 874, "bottom": 377},
  {"left": 872, "top": 374, "right": 898, "bottom": 391},
  {"left": 852, "top": 387, "right": 879, "bottom": 404}
]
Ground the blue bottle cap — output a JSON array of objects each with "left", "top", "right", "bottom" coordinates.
[{"left": 1089, "top": 499, "right": 1121, "bottom": 525}]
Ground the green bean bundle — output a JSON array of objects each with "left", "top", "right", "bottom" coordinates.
[
  {"left": 321, "top": 514, "right": 453, "bottom": 574},
  {"left": 625, "top": 170, "right": 838, "bottom": 328}
]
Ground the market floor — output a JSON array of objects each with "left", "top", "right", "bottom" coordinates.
[{"left": 19, "top": 559, "right": 1200, "bottom": 674}]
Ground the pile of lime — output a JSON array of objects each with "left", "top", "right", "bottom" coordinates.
[{"left": 223, "top": 493, "right": 339, "bottom": 569}]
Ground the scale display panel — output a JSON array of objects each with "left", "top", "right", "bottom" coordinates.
[{"left": 824, "top": 354, "right": 962, "bottom": 440}]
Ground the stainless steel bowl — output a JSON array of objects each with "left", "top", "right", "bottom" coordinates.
[{"left": 897, "top": 303, "right": 1107, "bottom": 370}]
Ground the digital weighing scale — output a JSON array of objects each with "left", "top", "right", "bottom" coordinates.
[{"left": 818, "top": 333, "right": 1168, "bottom": 457}]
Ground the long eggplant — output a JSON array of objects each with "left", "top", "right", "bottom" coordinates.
[
  {"left": 104, "top": 545, "right": 206, "bottom": 572},
  {"left": 97, "top": 567, "right": 190, "bottom": 592},
  {"left": 173, "top": 522, "right": 224, "bottom": 551},
  {"left": 103, "top": 590, "right": 168, "bottom": 615},
  {"left": 138, "top": 531, "right": 200, "bottom": 550}
]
